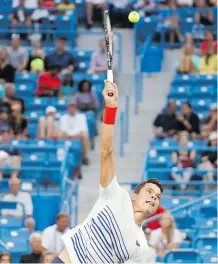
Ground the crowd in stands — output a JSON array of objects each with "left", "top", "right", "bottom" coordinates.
[{"left": 178, "top": 30, "right": 217, "bottom": 74}]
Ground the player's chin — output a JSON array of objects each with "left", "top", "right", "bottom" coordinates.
[{"left": 144, "top": 204, "right": 156, "bottom": 216}]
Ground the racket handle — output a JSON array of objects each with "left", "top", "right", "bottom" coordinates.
[{"left": 107, "top": 69, "right": 113, "bottom": 82}]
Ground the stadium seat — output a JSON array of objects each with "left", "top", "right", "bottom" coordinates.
[
  {"left": 164, "top": 249, "right": 203, "bottom": 263},
  {"left": 194, "top": 236, "right": 217, "bottom": 254},
  {"left": 0, "top": 217, "right": 23, "bottom": 229},
  {"left": 0, "top": 228, "right": 30, "bottom": 242}
]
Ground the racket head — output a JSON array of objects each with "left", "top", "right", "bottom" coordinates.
[{"left": 104, "top": 10, "right": 113, "bottom": 70}]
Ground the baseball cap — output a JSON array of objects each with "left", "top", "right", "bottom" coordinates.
[
  {"left": 11, "top": 33, "right": 20, "bottom": 39},
  {"left": 209, "top": 131, "right": 217, "bottom": 141},
  {"left": 45, "top": 106, "right": 57, "bottom": 115},
  {"left": 210, "top": 103, "right": 217, "bottom": 111}
]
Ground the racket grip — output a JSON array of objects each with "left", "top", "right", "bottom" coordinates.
[{"left": 107, "top": 70, "right": 113, "bottom": 82}]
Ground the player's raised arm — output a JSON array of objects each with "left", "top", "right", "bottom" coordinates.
[{"left": 100, "top": 80, "right": 118, "bottom": 188}]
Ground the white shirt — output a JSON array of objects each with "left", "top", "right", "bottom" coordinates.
[
  {"left": 42, "top": 224, "right": 70, "bottom": 254},
  {"left": 2, "top": 191, "right": 33, "bottom": 217},
  {"left": 62, "top": 177, "right": 157, "bottom": 263},
  {"left": 149, "top": 228, "right": 183, "bottom": 251},
  {"left": 108, "top": 0, "right": 129, "bottom": 8},
  {"left": 12, "top": 0, "right": 38, "bottom": 8},
  {"left": 59, "top": 113, "right": 89, "bottom": 137},
  {"left": 86, "top": 0, "right": 104, "bottom": 4},
  {"left": 31, "top": 8, "right": 49, "bottom": 21}
]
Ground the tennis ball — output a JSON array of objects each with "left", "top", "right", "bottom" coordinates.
[{"left": 128, "top": 11, "right": 140, "bottom": 23}]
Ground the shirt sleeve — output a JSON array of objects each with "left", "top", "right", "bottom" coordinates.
[
  {"left": 90, "top": 52, "right": 97, "bottom": 69},
  {"left": 172, "top": 229, "right": 183, "bottom": 244},
  {"left": 24, "top": 193, "right": 33, "bottom": 216},
  {"left": 99, "top": 176, "right": 124, "bottom": 200},
  {"left": 149, "top": 230, "right": 159, "bottom": 246},
  {"left": 42, "top": 228, "right": 51, "bottom": 250},
  {"left": 153, "top": 114, "right": 161, "bottom": 127},
  {"left": 79, "top": 114, "right": 89, "bottom": 137}
]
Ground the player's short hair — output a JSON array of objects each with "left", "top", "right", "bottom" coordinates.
[
  {"left": 56, "top": 212, "right": 69, "bottom": 221},
  {"left": 134, "top": 178, "right": 164, "bottom": 194}
]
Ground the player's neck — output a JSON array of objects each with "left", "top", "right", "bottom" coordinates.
[{"left": 133, "top": 208, "right": 149, "bottom": 226}]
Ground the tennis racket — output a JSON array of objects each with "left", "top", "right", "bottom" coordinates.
[{"left": 104, "top": 10, "right": 114, "bottom": 97}]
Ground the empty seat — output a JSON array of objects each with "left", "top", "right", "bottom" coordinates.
[
  {"left": 164, "top": 249, "right": 203, "bottom": 263},
  {"left": 0, "top": 217, "right": 23, "bottom": 229},
  {"left": 194, "top": 236, "right": 217, "bottom": 254},
  {"left": 0, "top": 228, "right": 30, "bottom": 242}
]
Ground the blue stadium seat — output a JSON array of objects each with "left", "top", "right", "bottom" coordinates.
[
  {"left": 0, "top": 217, "right": 23, "bottom": 229},
  {"left": 192, "top": 85, "right": 214, "bottom": 98},
  {"left": 26, "top": 98, "right": 49, "bottom": 111},
  {"left": 174, "top": 216, "right": 195, "bottom": 229},
  {"left": 191, "top": 99, "right": 211, "bottom": 112},
  {"left": 15, "top": 83, "right": 34, "bottom": 97},
  {"left": 169, "top": 85, "right": 191, "bottom": 98},
  {"left": 72, "top": 50, "right": 92, "bottom": 61},
  {"left": 50, "top": 98, "right": 69, "bottom": 111},
  {"left": 0, "top": 228, "right": 30, "bottom": 242},
  {"left": 172, "top": 74, "right": 195, "bottom": 85},
  {"left": 5, "top": 240, "right": 30, "bottom": 263},
  {"left": 194, "top": 236, "right": 217, "bottom": 254},
  {"left": 164, "top": 249, "right": 203, "bottom": 263},
  {"left": 180, "top": 241, "right": 191, "bottom": 248}
]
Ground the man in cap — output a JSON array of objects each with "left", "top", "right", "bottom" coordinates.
[{"left": 59, "top": 99, "right": 90, "bottom": 165}]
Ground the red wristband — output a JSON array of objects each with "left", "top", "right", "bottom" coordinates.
[{"left": 103, "top": 106, "right": 118, "bottom": 125}]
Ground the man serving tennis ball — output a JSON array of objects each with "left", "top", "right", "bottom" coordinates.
[{"left": 52, "top": 80, "right": 163, "bottom": 263}]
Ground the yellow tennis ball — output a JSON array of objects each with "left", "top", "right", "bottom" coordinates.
[{"left": 128, "top": 11, "right": 140, "bottom": 23}]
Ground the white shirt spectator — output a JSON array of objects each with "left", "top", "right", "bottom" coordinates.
[
  {"left": 7, "top": 46, "right": 29, "bottom": 70},
  {"left": 2, "top": 191, "right": 33, "bottom": 217},
  {"left": 59, "top": 113, "right": 89, "bottom": 137},
  {"left": 31, "top": 8, "right": 49, "bottom": 21},
  {"left": 13, "top": 0, "right": 38, "bottom": 8},
  {"left": 86, "top": 0, "right": 104, "bottom": 4},
  {"left": 149, "top": 228, "right": 183, "bottom": 251},
  {"left": 108, "top": 0, "right": 129, "bottom": 8},
  {"left": 42, "top": 224, "right": 70, "bottom": 254}
]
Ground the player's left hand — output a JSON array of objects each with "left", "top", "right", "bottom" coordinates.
[{"left": 102, "top": 80, "right": 118, "bottom": 108}]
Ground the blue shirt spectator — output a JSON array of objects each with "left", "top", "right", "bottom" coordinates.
[{"left": 45, "top": 37, "right": 75, "bottom": 73}]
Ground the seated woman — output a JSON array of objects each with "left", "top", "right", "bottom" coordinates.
[
  {"left": 60, "top": 73, "right": 75, "bottom": 97},
  {"left": 10, "top": 103, "right": 28, "bottom": 139},
  {"left": 195, "top": 0, "right": 214, "bottom": 26},
  {"left": 150, "top": 212, "right": 183, "bottom": 259},
  {"left": 178, "top": 44, "right": 200, "bottom": 73},
  {"left": 75, "top": 80, "right": 99, "bottom": 113},
  {"left": 171, "top": 132, "right": 196, "bottom": 189},
  {"left": 199, "top": 44, "right": 217, "bottom": 74}
]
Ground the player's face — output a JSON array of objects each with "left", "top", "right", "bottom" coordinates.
[{"left": 134, "top": 183, "right": 161, "bottom": 217}]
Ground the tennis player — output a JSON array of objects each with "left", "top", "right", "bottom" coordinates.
[{"left": 52, "top": 80, "right": 163, "bottom": 263}]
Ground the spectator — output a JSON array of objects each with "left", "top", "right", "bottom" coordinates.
[
  {"left": 40, "top": 252, "right": 54, "bottom": 264},
  {"left": 10, "top": 103, "right": 28, "bottom": 138},
  {"left": 37, "top": 106, "right": 58, "bottom": 139},
  {"left": 177, "top": 102, "right": 200, "bottom": 138},
  {"left": 171, "top": 132, "right": 196, "bottom": 189},
  {"left": 86, "top": 0, "right": 105, "bottom": 29},
  {"left": 201, "top": 103, "right": 217, "bottom": 140},
  {"left": 76, "top": 80, "right": 99, "bottom": 113},
  {"left": 0, "top": 252, "right": 12, "bottom": 264},
  {"left": 19, "top": 232, "right": 43, "bottom": 263},
  {"left": 0, "top": 48, "right": 15, "bottom": 83},
  {"left": 133, "top": 0, "right": 157, "bottom": 15},
  {"left": 59, "top": 99, "right": 90, "bottom": 165},
  {"left": 42, "top": 212, "right": 69, "bottom": 254},
  {"left": 108, "top": 0, "right": 131, "bottom": 28},
  {"left": 153, "top": 100, "right": 178, "bottom": 138},
  {"left": 36, "top": 65, "right": 61, "bottom": 97},
  {"left": 178, "top": 44, "right": 199, "bottom": 73},
  {"left": 195, "top": 0, "right": 214, "bottom": 25},
  {"left": 199, "top": 44, "right": 217, "bottom": 74},
  {"left": 10, "top": 0, "right": 31, "bottom": 28},
  {"left": 60, "top": 73, "right": 75, "bottom": 97},
  {"left": 42, "top": 0, "right": 55, "bottom": 8},
  {"left": 201, "top": 30, "right": 218, "bottom": 55},
  {"left": 45, "top": 37, "right": 75, "bottom": 73},
  {"left": 0, "top": 108, "right": 11, "bottom": 136},
  {"left": 27, "top": 42, "right": 45, "bottom": 73},
  {"left": 146, "top": 206, "right": 166, "bottom": 230},
  {"left": 31, "top": 0, "right": 49, "bottom": 21},
  {"left": 0, "top": 131, "right": 22, "bottom": 179},
  {"left": 25, "top": 217, "right": 36, "bottom": 234},
  {"left": 87, "top": 39, "right": 107, "bottom": 74},
  {"left": 177, "top": 0, "right": 193, "bottom": 7},
  {"left": 0, "top": 83, "right": 25, "bottom": 114},
  {"left": 198, "top": 132, "right": 217, "bottom": 182},
  {"left": 2, "top": 178, "right": 33, "bottom": 217},
  {"left": 7, "top": 34, "right": 28, "bottom": 72},
  {"left": 57, "top": 0, "right": 75, "bottom": 14},
  {"left": 150, "top": 212, "right": 183, "bottom": 258},
  {"left": 13, "top": 0, "right": 37, "bottom": 8},
  {"left": 184, "top": 33, "right": 194, "bottom": 46}
]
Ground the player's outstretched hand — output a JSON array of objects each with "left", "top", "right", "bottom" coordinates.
[{"left": 102, "top": 80, "right": 118, "bottom": 108}]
